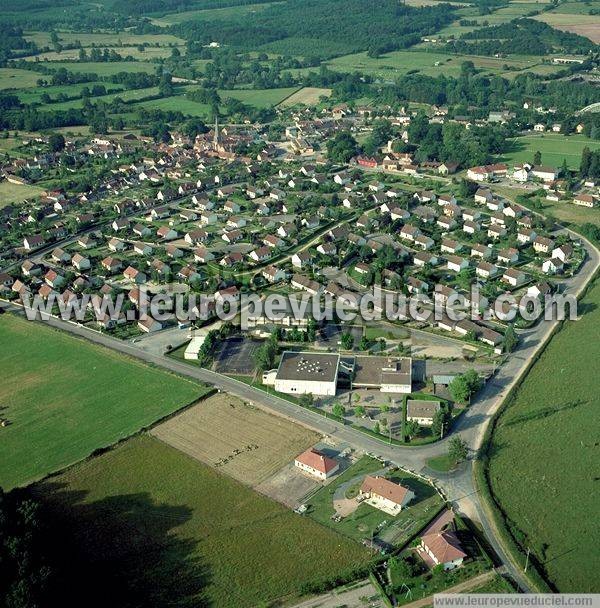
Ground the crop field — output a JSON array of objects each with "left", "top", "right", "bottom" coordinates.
[
  {"left": 307, "top": 456, "right": 444, "bottom": 545},
  {"left": 0, "top": 67, "right": 42, "bottom": 90},
  {"left": 0, "top": 181, "right": 45, "bottom": 206},
  {"left": 22, "top": 46, "right": 180, "bottom": 62},
  {"left": 38, "top": 61, "right": 158, "bottom": 76},
  {"left": 0, "top": 315, "right": 205, "bottom": 489},
  {"left": 488, "top": 278, "right": 600, "bottom": 592},
  {"left": 24, "top": 31, "right": 185, "bottom": 47},
  {"left": 34, "top": 436, "right": 372, "bottom": 608},
  {"left": 151, "top": 2, "right": 278, "bottom": 26},
  {"left": 151, "top": 393, "right": 320, "bottom": 486},
  {"left": 326, "top": 50, "right": 556, "bottom": 80},
  {"left": 219, "top": 87, "right": 300, "bottom": 108},
  {"left": 534, "top": 12, "right": 600, "bottom": 43},
  {"left": 279, "top": 86, "right": 332, "bottom": 106},
  {"left": 498, "top": 133, "right": 600, "bottom": 170}
]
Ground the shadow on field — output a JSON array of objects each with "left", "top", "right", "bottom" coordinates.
[
  {"left": 503, "top": 399, "right": 588, "bottom": 427},
  {"left": 35, "top": 482, "right": 212, "bottom": 608}
]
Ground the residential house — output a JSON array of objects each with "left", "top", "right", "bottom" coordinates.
[{"left": 359, "top": 476, "right": 414, "bottom": 515}]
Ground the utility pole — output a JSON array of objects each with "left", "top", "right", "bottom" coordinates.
[
  {"left": 524, "top": 547, "right": 530, "bottom": 573},
  {"left": 440, "top": 421, "right": 445, "bottom": 440}
]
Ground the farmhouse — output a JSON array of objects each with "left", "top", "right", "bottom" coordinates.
[
  {"left": 359, "top": 475, "right": 414, "bottom": 515},
  {"left": 294, "top": 448, "right": 339, "bottom": 480},
  {"left": 273, "top": 351, "right": 340, "bottom": 396},
  {"left": 573, "top": 194, "right": 596, "bottom": 208}
]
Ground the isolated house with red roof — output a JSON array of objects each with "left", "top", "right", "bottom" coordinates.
[
  {"left": 420, "top": 530, "right": 467, "bottom": 570},
  {"left": 294, "top": 448, "right": 339, "bottom": 480}
]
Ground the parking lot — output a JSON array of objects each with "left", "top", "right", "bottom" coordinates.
[{"left": 213, "top": 337, "right": 260, "bottom": 374}]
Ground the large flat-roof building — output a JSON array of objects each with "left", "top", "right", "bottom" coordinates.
[{"left": 274, "top": 351, "right": 340, "bottom": 396}]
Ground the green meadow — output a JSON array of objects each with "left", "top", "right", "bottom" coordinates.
[{"left": 0, "top": 315, "right": 206, "bottom": 489}]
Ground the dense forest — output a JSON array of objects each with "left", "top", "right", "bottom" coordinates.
[
  {"left": 0, "top": 488, "right": 56, "bottom": 608},
  {"left": 446, "top": 18, "right": 597, "bottom": 56},
  {"left": 173, "top": 0, "right": 456, "bottom": 58}
]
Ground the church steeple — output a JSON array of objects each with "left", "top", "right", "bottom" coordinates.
[{"left": 213, "top": 115, "right": 219, "bottom": 148}]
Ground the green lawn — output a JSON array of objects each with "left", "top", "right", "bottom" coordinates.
[
  {"left": 487, "top": 278, "right": 600, "bottom": 592},
  {"left": 34, "top": 435, "right": 372, "bottom": 607},
  {"left": 498, "top": 133, "right": 600, "bottom": 170},
  {"left": 0, "top": 180, "right": 44, "bottom": 206},
  {"left": 0, "top": 67, "right": 41, "bottom": 90},
  {"left": 426, "top": 454, "right": 458, "bottom": 473},
  {"left": 308, "top": 456, "right": 444, "bottom": 546},
  {"left": 0, "top": 315, "right": 206, "bottom": 489}
]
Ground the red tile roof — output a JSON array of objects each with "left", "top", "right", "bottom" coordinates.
[
  {"left": 295, "top": 448, "right": 338, "bottom": 474},
  {"left": 421, "top": 530, "right": 466, "bottom": 564},
  {"left": 360, "top": 475, "right": 411, "bottom": 506}
]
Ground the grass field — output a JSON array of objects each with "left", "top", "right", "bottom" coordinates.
[
  {"left": 0, "top": 180, "right": 44, "bottom": 206},
  {"left": 133, "top": 95, "right": 210, "bottom": 116},
  {"left": 38, "top": 61, "right": 158, "bottom": 76},
  {"left": 435, "top": 1, "right": 550, "bottom": 37},
  {"left": 34, "top": 435, "right": 372, "bottom": 607},
  {"left": 24, "top": 31, "right": 184, "bottom": 47},
  {"left": 0, "top": 67, "right": 42, "bottom": 90},
  {"left": 150, "top": 2, "right": 277, "bottom": 26},
  {"left": 498, "top": 133, "right": 600, "bottom": 170},
  {"left": 0, "top": 315, "right": 205, "bottom": 489},
  {"left": 494, "top": 185, "right": 600, "bottom": 228},
  {"left": 487, "top": 278, "right": 600, "bottom": 592},
  {"left": 151, "top": 393, "right": 319, "bottom": 486},
  {"left": 308, "top": 456, "right": 444, "bottom": 546},
  {"left": 47, "top": 86, "right": 160, "bottom": 110},
  {"left": 279, "top": 86, "right": 332, "bottom": 107},
  {"left": 326, "top": 50, "right": 557, "bottom": 80},
  {"left": 544, "top": 0, "right": 600, "bottom": 14},
  {"left": 16, "top": 81, "right": 124, "bottom": 104}
]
